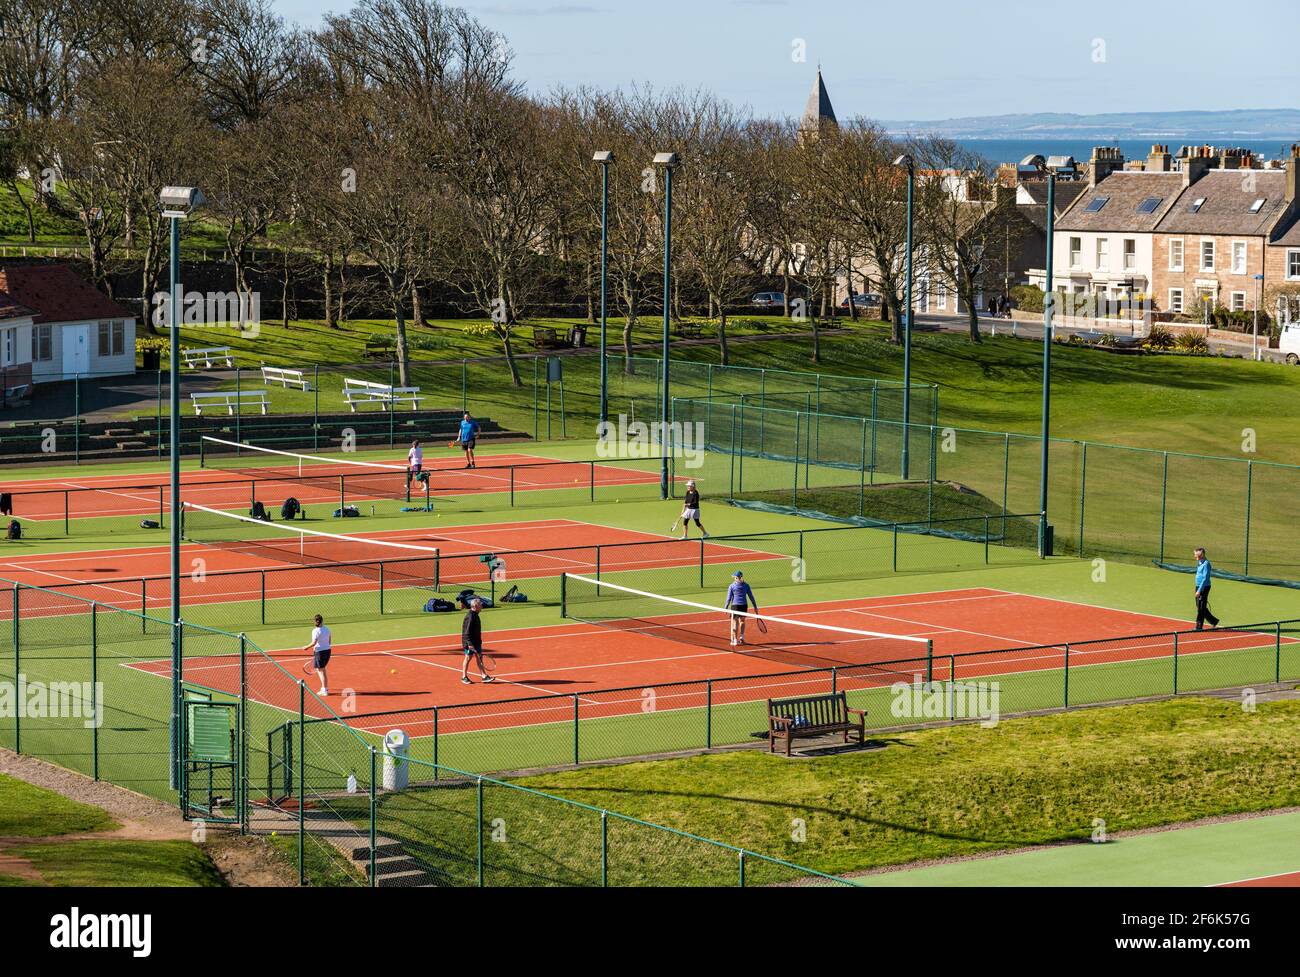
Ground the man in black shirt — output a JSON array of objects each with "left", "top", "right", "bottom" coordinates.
[{"left": 460, "top": 597, "right": 493, "bottom": 684}]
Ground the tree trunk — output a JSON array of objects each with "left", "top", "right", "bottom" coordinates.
[
  {"left": 323, "top": 253, "right": 337, "bottom": 329},
  {"left": 337, "top": 254, "right": 348, "bottom": 324},
  {"left": 811, "top": 316, "right": 821, "bottom": 364},
  {"left": 411, "top": 283, "right": 427, "bottom": 329},
  {"left": 390, "top": 277, "right": 411, "bottom": 387},
  {"left": 718, "top": 302, "right": 729, "bottom": 366},
  {"left": 888, "top": 293, "right": 904, "bottom": 344},
  {"left": 782, "top": 271, "right": 791, "bottom": 317},
  {"left": 281, "top": 249, "right": 291, "bottom": 330},
  {"left": 501, "top": 329, "right": 522, "bottom": 386}
]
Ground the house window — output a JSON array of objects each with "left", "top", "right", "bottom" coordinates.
[
  {"left": 1123, "top": 239, "right": 1136, "bottom": 271},
  {"left": 935, "top": 284, "right": 947, "bottom": 311},
  {"left": 1096, "top": 237, "right": 1109, "bottom": 271},
  {"left": 1288, "top": 249, "right": 1300, "bottom": 280},
  {"left": 1169, "top": 239, "right": 1184, "bottom": 272},
  {"left": 1231, "top": 291, "right": 1246, "bottom": 312},
  {"left": 1069, "top": 237, "right": 1082, "bottom": 269},
  {"left": 2, "top": 330, "right": 12, "bottom": 367},
  {"left": 34, "top": 324, "right": 52, "bottom": 362},
  {"left": 1231, "top": 241, "right": 1247, "bottom": 275},
  {"left": 1200, "top": 239, "right": 1215, "bottom": 272},
  {"left": 97, "top": 321, "right": 124, "bottom": 358},
  {"left": 1169, "top": 288, "right": 1184, "bottom": 314}
]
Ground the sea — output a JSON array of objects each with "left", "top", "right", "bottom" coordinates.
[{"left": 954, "top": 137, "right": 1294, "bottom": 169}]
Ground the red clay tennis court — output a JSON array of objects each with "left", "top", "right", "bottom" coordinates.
[
  {"left": 2, "top": 451, "right": 662, "bottom": 521},
  {"left": 134, "top": 587, "right": 1284, "bottom": 736}
]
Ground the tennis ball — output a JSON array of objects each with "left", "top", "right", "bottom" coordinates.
[{"left": 390, "top": 668, "right": 396, "bottom": 675}]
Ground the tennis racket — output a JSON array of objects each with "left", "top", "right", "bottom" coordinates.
[
  {"left": 478, "top": 652, "right": 497, "bottom": 676},
  {"left": 754, "top": 616, "right": 768, "bottom": 635},
  {"left": 302, "top": 657, "right": 317, "bottom": 675},
  {"left": 448, "top": 439, "right": 461, "bottom": 449}
]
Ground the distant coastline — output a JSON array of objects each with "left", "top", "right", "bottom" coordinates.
[{"left": 951, "top": 137, "right": 1291, "bottom": 168}]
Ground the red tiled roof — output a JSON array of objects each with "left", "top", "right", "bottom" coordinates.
[
  {"left": 0, "top": 289, "right": 35, "bottom": 322},
  {"left": 0, "top": 264, "right": 133, "bottom": 325}
]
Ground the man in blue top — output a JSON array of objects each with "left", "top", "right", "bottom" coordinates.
[
  {"left": 1193, "top": 547, "right": 1219, "bottom": 631},
  {"left": 457, "top": 412, "right": 481, "bottom": 469},
  {"left": 724, "top": 570, "right": 759, "bottom": 647}
]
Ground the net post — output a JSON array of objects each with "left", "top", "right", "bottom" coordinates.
[
  {"left": 90, "top": 601, "right": 98, "bottom": 781},
  {"left": 699, "top": 539, "right": 705, "bottom": 588},
  {"left": 925, "top": 640, "right": 933, "bottom": 685},
  {"left": 705, "top": 679, "right": 712, "bottom": 748},
  {"left": 199, "top": 436, "right": 206, "bottom": 469},
  {"left": 559, "top": 573, "right": 568, "bottom": 617},
  {"left": 830, "top": 666, "right": 837, "bottom": 695},
  {"left": 158, "top": 485, "right": 165, "bottom": 531},
  {"left": 379, "top": 562, "right": 385, "bottom": 615},
  {"left": 1063, "top": 644, "right": 1070, "bottom": 708},
  {"left": 595, "top": 548, "right": 601, "bottom": 595},
  {"left": 339, "top": 475, "right": 345, "bottom": 518},
  {"left": 368, "top": 747, "right": 377, "bottom": 888},
  {"left": 590, "top": 461, "right": 595, "bottom": 503}
]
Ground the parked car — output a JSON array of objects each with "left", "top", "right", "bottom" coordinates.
[
  {"left": 1278, "top": 321, "right": 1300, "bottom": 364},
  {"left": 751, "top": 291, "right": 785, "bottom": 308},
  {"left": 839, "top": 292, "right": 881, "bottom": 309}
]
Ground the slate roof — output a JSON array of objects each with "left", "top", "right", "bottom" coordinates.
[
  {"left": 1154, "top": 170, "right": 1288, "bottom": 236},
  {"left": 0, "top": 265, "right": 133, "bottom": 325},
  {"left": 1055, "top": 171, "right": 1188, "bottom": 233}
]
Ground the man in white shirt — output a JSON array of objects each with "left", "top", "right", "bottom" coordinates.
[
  {"left": 303, "top": 614, "right": 333, "bottom": 696},
  {"left": 407, "top": 439, "right": 424, "bottom": 475}
]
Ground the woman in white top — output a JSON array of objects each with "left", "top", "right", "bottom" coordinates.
[
  {"left": 407, "top": 440, "right": 424, "bottom": 475},
  {"left": 302, "top": 614, "right": 333, "bottom": 696}
]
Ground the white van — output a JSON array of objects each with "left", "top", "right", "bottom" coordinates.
[{"left": 1279, "top": 322, "right": 1300, "bottom": 365}]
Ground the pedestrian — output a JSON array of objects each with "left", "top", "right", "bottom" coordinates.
[
  {"left": 678, "top": 479, "right": 708, "bottom": 540},
  {"left": 458, "top": 412, "right": 481, "bottom": 469},
  {"left": 302, "top": 613, "right": 332, "bottom": 696},
  {"left": 1193, "top": 547, "right": 1220, "bottom": 630},
  {"left": 461, "top": 597, "right": 493, "bottom": 684},
  {"left": 723, "top": 570, "right": 759, "bottom": 647}
]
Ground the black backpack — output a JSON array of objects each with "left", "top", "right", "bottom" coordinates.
[
  {"left": 280, "top": 497, "right": 301, "bottom": 520},
  {"left": 6, "top": 519, "right": 19, "bottom": 540},
  {"left": 250, "top": 500, "right": 269, "bottom": 521}
]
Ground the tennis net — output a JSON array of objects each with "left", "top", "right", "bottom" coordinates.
[
  {"left": 560, "top": 573, "right": 934, "bottom": 678},
  {"left": 180, "top": 502, "right": 442, "bottom": 598},
  {"left": 200, "top": 436, "right": 428, "bottom": 508}
]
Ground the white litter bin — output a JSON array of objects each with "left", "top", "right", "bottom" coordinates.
[{"left": 382, "top": 729, "right": 410, "bottom": 791}]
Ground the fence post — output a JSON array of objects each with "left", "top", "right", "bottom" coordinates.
[
  {"left": 1275, "top": 623, "right": 1281, "bottom": 684},
  {"left": 705, "top": 679, "right": 713, "bottom": 748},
  {"left": 738, "top": 850, "right": 746, "bottom": 887},
  {"left": 892, "top": 523, "right": 898, "bottom": 572},
  {"left": 260, "top": 571, "right": 266, "bottom": 626},
  {"left": 590, "top": 461, "right": 595, "bottom": 503},
  {"left": 462, "top": 360, "right": 468, "bottom": 412},
  {"left": 792, "top": 412, "right": 801, "bottom": 508},
  {"left": 1063, "top": 644, "right": 1070, "bottom": 708},
  {"left": 141, "top": 579, "right": 148, "bottom": 633},
  {"left": 600, "top": 811, "right": 609, "bottom": 887},
  {"left": 378, "top": 562, "right": 385, "bottom": 616},
  {"left": 368, "top": 748, "right": 377, "bottom": 887},
  {"left": 729, "top": 404, "right": 737, "bottom": 499},
  {"left": 985, "top": 515, "right": 990, "bottom": 564},
  {"left": 313, "top": 365, "right": 320, "bottom": 451},
  {"left": 158, "top": 485, "right": 165, "bottom": 531},
  {"left": 699, "top": 538, "right": 705, "bottom": 588},
  {"left": 297, "top": 680, "right": 305, "bottom": 886},
  {"left": 1172, "top": 632, "right": 1179, "bottom": 694},
  {"left": 1243, "top": 460, "right": 1252, "bottom": 576},
  {"left": 572, "top": 695, "right": 580, "bottom": 765},
  {"left": 1078, "top": 442, "right": 1087, "bottom": 558},
  {"left": 476, "top": 777, "right": 484, "bottom": 887},
  {"left": 235, "top": 368, "right": 241, "bottom": 447},
  {"left": 859, "top": 418, "right": 868, "bottom": 517},
  {"left": 157, "top": 368, "right": 164, "bottom": 459},
  {"left": 90, "top": 602, "right": 99, "bottom": 780},
  {"left": 1001, "top": 432, "right": 1010, "bottom": 517},
  {"left": 74, "top": 374, "right": 80, "bottom": 464},
  {"left": 431, "top": 706, "right": 439, "bottom": 781},
  {"left": 1158, "top": 452, "right": 1170, "bottom": 564},
  {"left": 12, "top": 583, "right": 19, "bottom": 753}
]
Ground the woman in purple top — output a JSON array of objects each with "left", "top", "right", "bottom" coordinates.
[{"left": 724, "top": 570, "right": 758, "bottom": 646}]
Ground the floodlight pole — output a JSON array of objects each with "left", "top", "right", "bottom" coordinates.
[
  {"left": 899, "top": 157, "right": 915, "bottom": 481},
  {"left": 597, "top": 156, "right": 612, "bottom": 426},
  {"left": 167, "top": 213, "right": 181, "bottom": 789},
  {"left": 1038, "top": 173, "right": 1055, "bottom": 558},
  {"left": 656, "top": 154, "right": 677, "bottom": 499}
]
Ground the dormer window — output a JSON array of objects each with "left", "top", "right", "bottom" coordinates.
[
  {"left": 1136, "top": 196, "right": 1161, "bottom": 214},
  {"left": 1084, "top": 196, "right": 1109, "bottom": 213},
  {"left": 1188, "top": 197, "right": 1206, "bottom": 213},
  {"left": 1249, "top": 198, "right": 1266, "bottom": 213}
]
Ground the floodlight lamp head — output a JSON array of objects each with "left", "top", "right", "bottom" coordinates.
[
  {"left": 592, "top": 150, "right": 614, "bottom": 164},
  {"left": 893, "top": 154, "right": 913, "bottom": 171},
  {"left": 652, "top": 152, "right": 679, "bottom": 167},
  {"left": 159, "top": 186, "right": 204, "bottom": 219}
]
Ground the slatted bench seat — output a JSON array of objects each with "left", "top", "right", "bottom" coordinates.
[
  {"left": 767, "top": 692, "right": 866, "bottom": 756},
  {"left": 261, "top": 365, "right": 312, "bottom": 391},
  {"left": 190, "top": 390, "right": 270, "bottom": 416},
  {"left": 182, "top": 346, "right": 235, "bottom": 369},
  {"left": 342, "top": 377, "right": 422, "bottom": 412}
]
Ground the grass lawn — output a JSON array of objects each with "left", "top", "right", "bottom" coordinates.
[
  {"left": 0, "top": 773, "right": 118, "bottom": 836},
  {"left": 507, "top": 697, "right": 1300, "bottom": 878}
]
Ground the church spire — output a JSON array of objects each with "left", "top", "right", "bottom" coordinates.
[{"left": 799, "top": 68, "right": 838, "bottom": 139}]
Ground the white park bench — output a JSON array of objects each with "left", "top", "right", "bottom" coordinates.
[
  {"left": 343, "top": 377, "right": 422, "bottom": 412},
  {"left": 261, "top": 365, "right": 313, "bottom": 391},
  {"left": 182, "top": 346, "right": 235, "bottom": 369},
  {"left": 190, "top": 390, "right": 270, "bottom": 416}
]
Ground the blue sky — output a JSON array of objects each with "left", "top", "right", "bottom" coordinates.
[{"left": 273, "top": 0, "right": 1298, "bottom": 120}]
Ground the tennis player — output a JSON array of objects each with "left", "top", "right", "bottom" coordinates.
[
  {"left": 723, "top": 570, "right": 758, "bottom": 647},
  {"left": 461, "top": 597, "right": 493, "bottom": 684},
  {"left": 458, "top": 412, "right": 481, "bottom": 469},
  {"left": 679, "top": 480, "right": 709, "bottom": 540},
  {"left": 303, "top": 614, "right": 333, "bottom": 696},
  {"left": 407, "top": 439, "right": 423, "bottom": 476}
]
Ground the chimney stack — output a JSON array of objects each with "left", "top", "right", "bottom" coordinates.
[
  {"left": 1183, "top": 144, "right": 1213, "bottom": 186},
  {"left": 1288, "top": 144, "right": 1299, "bottom": 203},
  {"left": 1146, "top": 143, "right": 1172, "bottom": 172},
  {"left": 1089, "top": 146, "right": 1125, "bottom": 188}
]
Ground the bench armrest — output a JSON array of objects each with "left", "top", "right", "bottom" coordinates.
[
  {"left": 768, "top": 715, "right": 793, "bottom": 729},
  {"left": 846, "top": 708, "right": 867, "bottom": 719}
]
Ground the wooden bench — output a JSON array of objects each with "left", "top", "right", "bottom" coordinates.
[
  {"left": 190, "top": 390, "right": 270, "bottom": 416},
  {"left": 3, "top": 383, "right": 31, "bottom": 404},
  {"left": 767, "top": 692, "right": 866, "bottom": 756},
  {"left": 674, "top": 322, "right": 703, "bottom": 339},
  {"left": 532, "top": 327, "right": 564, "bottom": 350},
  {"left": 342, "top": 377, "right": 422, "bottom": 412},
  {"left": 261, "top": 365, "right": 312, "bottom": 391},
  {"left": 363, "top": 340, "right": 397, "bottom": 360},
  {"left": 182, "top": 346, "right": 235, "bottom": 369}
]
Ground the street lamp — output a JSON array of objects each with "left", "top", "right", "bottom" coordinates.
[
  {"left": 1253, "top": 273, "right": 1265, "bottom": 361},
  {"left": 1039, "top": 172, "right": 1056, "bottom": 558},
  {"left": 159, "top": 184, "right": 204, "bottom": 789},
  {"left": 592, "top": 151, "right": 614, "bottom": 427},
  {"left": 652, "top": 152, "right": 678, "bottom": 499},
  {"left": 893, "top": 154, "right": 915, "bottom": 480}
]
